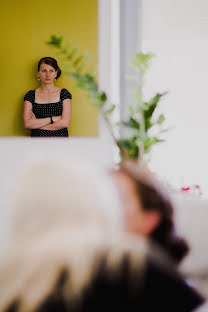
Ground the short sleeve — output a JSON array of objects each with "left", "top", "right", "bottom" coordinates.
[
  {"left": 61, "top": 88, "right": 72, "bottom": 101},
  {"left": 24, "top": 90, "right": 35, "bottom": 104}
]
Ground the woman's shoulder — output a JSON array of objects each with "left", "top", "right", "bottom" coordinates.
[
  {"left": 60, "top": 88, "right": 72, "bottom": 100},
  {"left": 143, "top": 258, "right": 204, "bottom": 310},
  {"left": 24, "top": 89, "right": 35, "bottom": 96},
  {"left": 24, "top": 90, "right": 35, "bottom": 102}
]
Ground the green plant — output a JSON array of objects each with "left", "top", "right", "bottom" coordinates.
[{"left": 46, "top": 35, "right": 167, "bottom": 163}]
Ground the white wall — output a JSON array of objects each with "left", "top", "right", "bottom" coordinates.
[{"left": 142, "top": 0, "right": 208, "bottom": 195}]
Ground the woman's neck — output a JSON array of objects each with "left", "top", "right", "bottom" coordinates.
[{"left": 39, "top": 83, "right": 57, "bottom": 93}]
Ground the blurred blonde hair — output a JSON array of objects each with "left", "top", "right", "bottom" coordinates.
[{"left": 0, "top": 153, "right": 147, "bottom": 312}]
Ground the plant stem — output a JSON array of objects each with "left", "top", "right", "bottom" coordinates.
[
  {"left": 102, "top": 113, "right": 118, "bottom": 145},
  {"left": 137, "top": 75, "right": 145, "bottom": 165}
]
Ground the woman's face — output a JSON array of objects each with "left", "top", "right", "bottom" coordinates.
[
  {"left": 37, "top": 63, "right": 57, "bottom": 84},
  {"left": 110, "top": 170, "right": 161, "bottom": 236},
  {"left": 110, "top": 171, "right": 147, "bottom": 234}
]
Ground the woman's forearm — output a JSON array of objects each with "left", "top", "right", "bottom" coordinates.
[
  {"left": 40, "top": 119, "right": 69, "bottom": 131},
  {"left": 24, "top": 117, "right": 51, "bottom": 129}
]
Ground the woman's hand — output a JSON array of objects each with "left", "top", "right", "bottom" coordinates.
[
  {"left": 26, "top": 112, "right": 61, "bottom": 122},
  {"left": 27, "top": 111, "right": 36, "bottom": 119}
]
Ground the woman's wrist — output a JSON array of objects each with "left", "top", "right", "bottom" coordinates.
[{"left": 53, "top": 116, "right": 61, "bottom": 122}]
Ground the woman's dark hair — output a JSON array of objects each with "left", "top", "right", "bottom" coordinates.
[
  {"left": 120, "top": 163, "right": 189, "bottom": 264},
  {"left": 38, "top": 57, "right": 62, "bottom": 80}
]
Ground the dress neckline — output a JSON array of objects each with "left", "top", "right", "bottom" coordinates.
[{"left": 34, "top": 89, "right": 62, "bottom": 104}]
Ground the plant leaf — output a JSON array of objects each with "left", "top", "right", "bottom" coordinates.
[
  {"left": 46, "top": 35, "right": 64, "bottom": 48},
  {"left": 156, "top": 114, "right": 165, "bottom": 125},
  {"left": 117, "top": 137, "right": 139, "bottom": 158},
  {"left": 104, "top": 105, "right": 115, "bottom": 115},
  {"left": 122, "top": 117, "right": 140, "bottom": 130}
]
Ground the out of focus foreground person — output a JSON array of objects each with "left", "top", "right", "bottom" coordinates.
[
  {"left": 0, "top": 154, "right": 204, "bottom": 312},
  {"left": 110, "top": 162, "right": 189, "bottom": 265}
]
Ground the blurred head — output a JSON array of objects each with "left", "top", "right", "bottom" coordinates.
[
  {"left": 0, "top": 153, "right": 132, "bottom": 311},
  {"left": 110, "top": 161, "right": 189, "bottom": 264},
  {"left": 37, "top": 57, "right": 62, "bottom": 82},
  {"left": 110, "top": 168, "right": 160, "bottom": 236}
]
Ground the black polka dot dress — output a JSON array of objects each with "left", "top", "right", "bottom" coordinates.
[{"left": 24, "top": 89, "right": 72, "bottom": 137}]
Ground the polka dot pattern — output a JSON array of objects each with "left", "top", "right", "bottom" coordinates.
[{"left": 24, "top": 89, "right": 72, "bottom": 137}]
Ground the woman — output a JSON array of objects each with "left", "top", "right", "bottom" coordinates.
[
  {"left": 110, "top": 162, "right": 189, "bottom": 265},
  {"left": 23, "top": 57, "right": 72, "bottom": 137}
]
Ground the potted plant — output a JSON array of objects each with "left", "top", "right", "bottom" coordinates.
[{"left": 46, "top": 35, "right": 167, "bottom": 166}]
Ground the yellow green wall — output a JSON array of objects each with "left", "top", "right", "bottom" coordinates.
[{"left": 0, "top": 0, "right": 98, "bottom": 136}]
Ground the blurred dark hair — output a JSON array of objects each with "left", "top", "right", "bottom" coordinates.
[
  {"left": 38, "top": 57, "right": 62, "bottom": 80},
  {"left": 119, "top": 162, "right": 189, "bottom": 264}
]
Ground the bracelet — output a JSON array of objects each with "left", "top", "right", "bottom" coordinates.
[{"left": 50, "top": 116, "right": 54, "bottom": 124}]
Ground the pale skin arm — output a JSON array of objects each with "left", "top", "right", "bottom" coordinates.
[
  {"left": 39, "top": 99, "right": 72, "bottom": 130},
  {"left": 23, "top": 101, "right": 51, "bottom": 129},
  {"left": 23, "top": 101, "right": 64, "bottom": 129}
]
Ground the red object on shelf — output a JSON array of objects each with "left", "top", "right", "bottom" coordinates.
[{"left": 181, "top": 187, "right": 190, "bottom": 191}]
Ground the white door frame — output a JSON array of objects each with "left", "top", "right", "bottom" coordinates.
[{"left": 98, "top": 0, "right": 143, "bottom": 160}]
